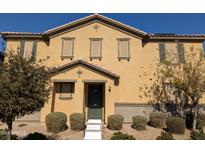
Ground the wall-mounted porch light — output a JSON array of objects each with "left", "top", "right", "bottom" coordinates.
[{"left": 108, "top": 86, "right": 111, "bottom": 92}]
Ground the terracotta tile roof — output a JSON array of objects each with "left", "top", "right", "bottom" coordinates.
[
  {"left": 149, "top": 33, "right": 205, "bottom": 39},
  {"left": 1, "top": 32, "right": 43, "bottom": 35},
  {"left": 50, "top": 59, "right": 120, "bottom": 80}
]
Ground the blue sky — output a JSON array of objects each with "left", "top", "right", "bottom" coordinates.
[{"left": 0, "top": 13, "right": 205, "bottom": 50}]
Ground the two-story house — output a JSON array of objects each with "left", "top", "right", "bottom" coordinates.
[{"left": 1, "top": 14, "right": 205, "bottom": 123}]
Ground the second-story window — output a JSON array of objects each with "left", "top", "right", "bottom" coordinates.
[
  {"left": 20, "top": 40, "right": 38, "bottom": 61},
  {"left": 159, "top": 43, "right": 185, "bottom": 64},
  {"left": 117, "top": 38, "right": 130, "bottom": 60},
  {"left": 89, "top": 38, "right": 102, "bottom": 60},
  {"left": 61, "top": 37, "right": 75, "bottom": 59}
]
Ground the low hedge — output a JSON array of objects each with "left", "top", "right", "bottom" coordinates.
[
  {"left": 45, "top": 112, "right": 67, "bottom": 133},
  {"left": 70, "top": 113, "right": 85, "bottom": 131},
  {"left": 166, "top": 117, "right": 185, "bottom": 134},
  {"left": 149, "top": 112, "right": 166, "bottom": 128},
  {"left": 156, "top": 131, "right": 174, "bottom": 140},
  {"left": 107, "top": 114, "right": 124, "bottom": 130},
  {"left": 110, "top": 132, "right": 135, "bottom": 140},
  {"left": 132, "top": 115, "right": 147, "bottom": 130}
]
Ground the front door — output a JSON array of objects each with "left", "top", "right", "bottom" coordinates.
[{"left": 88, "top": 84, "right": 103, "bottom": 119}]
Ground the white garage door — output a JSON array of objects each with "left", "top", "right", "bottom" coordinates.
[{"left": 115, "top": 103, "right": 153, "bottom": 122}]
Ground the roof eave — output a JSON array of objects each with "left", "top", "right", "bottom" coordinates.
[
  {"left": 45, "top": 14, "right": 147, "bottom": 38},
  {"left": 50, "top": 60, "right": 120, "bottom": 80}
]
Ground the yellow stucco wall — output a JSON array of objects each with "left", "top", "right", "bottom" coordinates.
[{"left": 5, "top": 22, "right": 205, "bottom": 123}]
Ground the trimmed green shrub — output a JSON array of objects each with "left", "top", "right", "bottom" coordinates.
[
  {"left": 70, "top": 113, "right": 85, "bottom": 131},
  {"left": 149, "top": 112, "right": 166, "bottom": 128},
  {"left": 107, "top": 114, "right": 124, "bottom": 130},
  {"left": 156, "top": 131, "right": 174, "bottom": 140},
  {"left": 132, "top": 115, "right": 147, "bottom": 130},
  {"left": 190, "top": 129, "right": 205, "bottom": 140},
  {"left": 196, "top": 114, "right": 205, "bottom": 129},
  {"left": 110, "top": 132, "right": 135, "bottom": 140},
  {"left": 166, "top": 117, "right": 185, "bottom": 134},
  {"left": 45, "top": 112, "right": 67, "bottom": 133}
]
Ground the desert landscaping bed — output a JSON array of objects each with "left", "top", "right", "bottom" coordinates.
[
  {"left": 103, "top": 123, "right": 191, "bottom": 140},
  {"left": 0, "top": 122, "right": 84, "bottom": 140},
  {"left": 0, "top": 122, "right": 191, "bottom": 140}
]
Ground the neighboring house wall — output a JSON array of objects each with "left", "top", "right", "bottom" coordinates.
[{"left": 3, "top": 16, "right": 205, "bottom": 122}]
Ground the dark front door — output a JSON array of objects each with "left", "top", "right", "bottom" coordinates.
[{"left": 88, "top": 84, "right": 103, "bottom": 119}]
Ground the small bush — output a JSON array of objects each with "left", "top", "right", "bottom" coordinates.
[
  {"left": 70, "top": 113, "right": 85, "bottom": 131},
  {"left": 110, "top": 132, "right": 135, "bottom": 140},
  {"left": 166, "top": 117, "right": 185, "bottom": 134},
  {"left": 23, "top": 132, "right": 48, "bottom": 140},
  {"left": 196, "top": 114, "right": 205, "bottom": 129},
  {"left": 190, "top": 129, "right": 205, "bottom": 140},
  {"left": 45, "top": 112, "right": 68, "bottom": 133},
  {"left": 0, "top": 129, "right": 7, "bottom": 140},
  {"left": 132, "top": 115, "right": 147, "bottom": 130},
  {"left": 0, "top": 129, "right": 18, "bottom": 140},
  {"left": 149, "top": 112, "right": 166, "bottom": 128},
  {"left": 107, "top": 114, "right": 124, "bottom": 130},
  {"left": 156, "top": 131, "right": 175, "bottom": 140}
]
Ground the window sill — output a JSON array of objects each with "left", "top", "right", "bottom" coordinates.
[
  {"left": 118, "top": 57, "right": 130, "bottom": 61},
  {"left": 59, "top": 96, "right": 73, "bottom": 100},
  {"left": 160, "top": 61, "right": 184, "bottom": 66},
  {"left": 61, "top": 56, "right": 74, "bottom": 60},
  {"left": 89, "top": 57, "right": 102, "bottom": 61}
]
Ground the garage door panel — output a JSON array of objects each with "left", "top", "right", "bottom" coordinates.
[{"left": 115, "top": 103, "right": 153, "bottom": 122}]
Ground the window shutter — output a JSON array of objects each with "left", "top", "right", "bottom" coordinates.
[
  {"left": 118, "top": 40, "right": 129, "bottom": 58},
  {"left": 159, "top": 43, "right": 166, "bottom": 62},
  {"left": 62, "top": 39, "right": 74, "bottom": 57},
  {"left": 178, "top": 44, "right": 185, "bottom": 63},
  {"left": 90, "top": 39, "right": 101, "bottom": 58},
  {"left": 20, "top": 40, "right": 25, "bottom": 57},
  {"left": 31, "top": 41, "right": 37, "bottom": 61},
  {"left": 24, "top": 42, "right": 34, "bottom": 58}
]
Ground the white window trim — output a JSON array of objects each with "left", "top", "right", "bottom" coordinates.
[
  {"left": 89, "top": 38, "right": 103, "bottom": 60},
  {"left": 117, "top": 38, "right": 131, "bottom": 60},
  {"left": 61, "top": 37, "right": 75, "bottom": 59}
]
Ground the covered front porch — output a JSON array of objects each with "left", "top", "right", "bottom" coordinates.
[{"left": 40, "top": 60, "right": 119, "bottom": 123}]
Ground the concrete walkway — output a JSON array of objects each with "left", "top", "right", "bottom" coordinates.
[{"left": 84, "top": 119, "right": 102, "bottom": 140}]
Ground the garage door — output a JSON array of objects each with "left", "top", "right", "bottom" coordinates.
[
  {"left": 15, "top": 112, "right": 40, "bottom": 122},
  {"left": 115, "top": 103, "right": 153, "bottom": 122}
]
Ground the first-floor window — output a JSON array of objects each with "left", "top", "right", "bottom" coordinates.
[{"left": 59, "top": 82, "right": 74, "bottom": 99}]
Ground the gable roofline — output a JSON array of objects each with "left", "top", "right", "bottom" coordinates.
[
  {"left": 44, "top": 14, "right": 148, "bottom": 38},
  {"left": 1, "top": 14, "right": 147, "bottom": 40},
  {"left": 50, "top": 59, "right": 120, "bottom": 80},
  {"left": 1, "top": 14, "right": 205, "bottom": 41}
]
